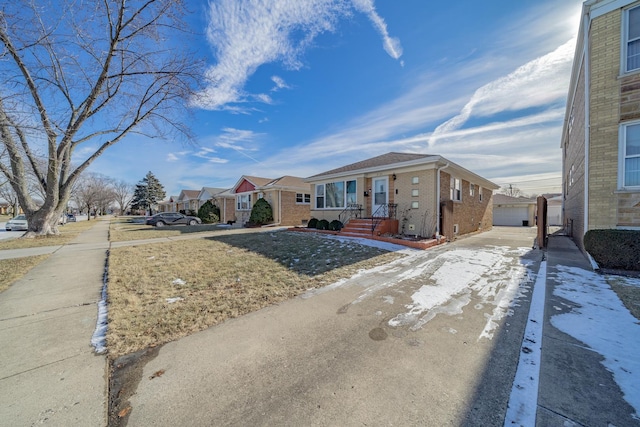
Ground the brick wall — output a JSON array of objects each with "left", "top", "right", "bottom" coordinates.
[
  {"left": 440, "top": 171, "right": 492, "bottom": 239},
  {"left": 563, "top": 50, "right": 587, "bottom": 249},
  {"left": 280, "top": 191, "right": 311, "bottom": 226}
]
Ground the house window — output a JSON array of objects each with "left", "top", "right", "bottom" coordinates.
[
  {"left": 346, "top": 180, "right": 357, "bottom": 204},
  {"left": 411, "top": 201, "right": 419, "bottom": 209},
  {"left": 620, "top": 122, "right": 640, "bottom": 188},
  {"left": 412, "top": 189, "right": 419, "bottom": 197},
  {"left": 450, "top": 177, "right": 461, "bottom": 201},
  {"left": 296, "top": 193, "right": 311, "bottom": 204},
  {"left": 470, "top": 184, "right": 475, "bottom": 196},
  {"left": 315, "top": 185, "right": 325, "bottom": 209},
  {"left": 412, "top": 176, "right": 419, "bottom": 184},
  {"left": 236, "top": 194, "right": 251, "bottom": 210},
  {"left": 479, "top": 186, "right": 483, "bottom": 202},
  {"left": 315, "top": 180, "right": 356, "bottom": 209},
  {"left": 625, "top": 6, "right": 640, "bottom": 73}
]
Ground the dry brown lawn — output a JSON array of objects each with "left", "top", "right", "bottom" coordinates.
[
  {"left": 109, "top": 216, "right": 224, "bottom": 242},
  {"left": 609, "top": 277, "right": 640, "bottom": 321},
  {"left": 0, "top": 255, "right": 50, "bottom": 292},
  {"left": 0, "top": 218, "right": 96, "bottom": 250},
  {"left": 107, "top": 231, "right": 403, "bottom": 358}
]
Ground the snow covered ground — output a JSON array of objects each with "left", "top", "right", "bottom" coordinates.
[{"left": 549, "top": 266, "right": 640, "bottom": 419}]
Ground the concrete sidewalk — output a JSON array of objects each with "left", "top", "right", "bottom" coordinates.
[
  {"left": 0, "top": 218, "right": 110, "bottom": 426},
  {"left": 537, "top": 234, "right": 640, "bottom": 426}
]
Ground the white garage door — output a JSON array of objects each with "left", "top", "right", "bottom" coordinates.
[{"left": 493, "top": 207, "right": 530, "bottom": 226}]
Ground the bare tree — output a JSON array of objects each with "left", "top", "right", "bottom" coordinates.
[
  {"left": 0, "top": 0, "right": 201, "bottom": 236},
  {"left": 500, "top": 184, "right": 524, "bottom": 198},
  {"left": 0, "top": 179, "right": 19, "bottom": 216},
  {"left": 74, "top": 174, "right": 114, "bottom": 221},
  {"left": 112, "top": 180, "right": 135, "bottom": 215}
]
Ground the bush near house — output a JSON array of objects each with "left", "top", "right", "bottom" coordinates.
[
  {"left": 249, "top": 198, "right": 273, "bottom": 225},
  {"left": 316, "top": 219, "right": 330, "bottom": 230},
  {"left": 584, "top": 230, "right": 640, "bottom": 271},
  {"left": 197, "top": 201, "right": 220, "bottom": 224},
  {"left": 329, "top": 220, "right": 343, "bottom": 231},
  {"left": 307, "top": 218, "right": 318, "bottom": 229}
]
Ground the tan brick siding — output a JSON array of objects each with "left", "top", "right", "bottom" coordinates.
[{"left": 440, "top": 171, "right": 492, "bottom": 239}]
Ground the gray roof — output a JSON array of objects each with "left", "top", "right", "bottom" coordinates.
[{"left": 308, "top": 152, "right": 434, "bottom": 179}]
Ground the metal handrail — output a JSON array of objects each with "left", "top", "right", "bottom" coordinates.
[
  {"left": 338, "top": 203, "right": 363, "bottom": 225},
  {"left": 371, "top": 203, "right": 397, "bottom": 234}
]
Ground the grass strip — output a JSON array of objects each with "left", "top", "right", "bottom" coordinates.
[
  {"left": 107, "top": 231, "right": 402, "bottom": 358},
  {"left": 0, "top": 255, "right": 50, "bottom": 292}
]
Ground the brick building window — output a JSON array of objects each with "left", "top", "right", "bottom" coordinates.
[
  {"left": 479, "top": 186, "right": 483, "bottom": 202},
  {"left": 296, "top": 193, "right": 311, "bottom": 204},
  {"left": 470, "top": 184, "right": 475, "bottom": 196},
  {"left": 624, "top": 5, "right": 640, "bottom": 73},
  {"left": 620, "top": 122, "right": 640, "bottom": 188},
  {"left": 450, "top": 177, "right": 461, "bottom": 201},
  {"left": 236, "top": 194, "right": 252, "bottom": 210}
]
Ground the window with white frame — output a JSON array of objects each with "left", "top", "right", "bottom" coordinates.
[
  {"left": 236, "top": 194, "right": 252, "bottom": 210},
  {"left": 296, "top": 193, "right": 311, "bottom": 204},
  {"left": 625, "top": 5, "right": 640, "bottom": 73},
  {"left": 450, "top": 177, "right": 462, "bottom": 201},
  {"left": 412, "top": 176, "right": 419, "bottom": 184},
  {"left": 470, "top": 184, "right": 475, "bottom": 196},
  {"left": 315, "top": 180, "right": 356, "bottom": 209},
  {"left": 411, "top": 201, "right": 419, "bottom": 209},
  {"left": 479, "top": 186, "right": 483, "bottom": 202},
  {"left": 412, "top": 189, "right": 419, "bottom": 197},
  {"left": 620, "top": 122, "right": 640, "bottom": 188}
]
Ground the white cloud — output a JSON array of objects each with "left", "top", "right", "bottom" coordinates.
[
  {"left": 166, "top": 153, "right": 179, "bottom": 162},
  {"left": 271, "top": 76, "right": 291, "bottom": 91},
  {"left": 428, "top": 38, "right": 576, "bottom": 146},
  {"left": 193, "top": 0, "right": 402, "bottom": 110}
]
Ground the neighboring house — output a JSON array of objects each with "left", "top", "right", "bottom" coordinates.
[
  {"left": 545, "top": 194, "right": 563, "bottom": 226},
  {"left": 562, "top": 0, "right": 640, "bottom": 251},
  {"left": 492, "top": 194, "right": 537, "bottom": 227},
  {"left": 176, "top": 190, "right": 200, "bottom": 213},
  {"left": 157, "top": 195, "right": 178, "bottom": 213},
  {"left": 305, "top": 152, "right": 499, "bottom": 240},
  {"left": 0, "top": 202, "right": 8, "bottom": 215},
  {"left": 231, "top": 175, "right": 312, "bottom": 226},
  {"left": 197, "top": 187, "right": 236, "bottom": 224}
]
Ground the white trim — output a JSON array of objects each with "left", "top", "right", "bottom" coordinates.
[{"left": 619, "top": 120, "right": 640, "bottom": 189}]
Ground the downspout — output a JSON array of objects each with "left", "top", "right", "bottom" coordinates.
[
  {"left": 583, "top": 10, "right": 591, "bottom": 242},
  {"left": 436, "top": 161, "right": 449, "bottom": 237}
]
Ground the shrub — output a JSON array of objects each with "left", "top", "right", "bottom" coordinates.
[
  {"left": 307, "top": 218, "right": 318, "bottom": 228},
  {"left": 197, "top": 201, "right": 221, "bottom": 224},
  {"left": 249, "top": 198, "right": 273, "bottom": 225},
  {"left": 584, "top": 229, "right": 640, "bottom": 271},
  {"left": 316, "top": 219, "right": 330, "bottom": 230},
  {"left": 329, "top": 220, "right": 343, "bottom": 231}
]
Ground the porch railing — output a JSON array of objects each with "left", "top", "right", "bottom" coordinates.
[
  {"left": 338, "top": 203, "right": 363, "bottom": 225},
  {"left": 371, "top": 203, "right": 397, "bottom": 234}
]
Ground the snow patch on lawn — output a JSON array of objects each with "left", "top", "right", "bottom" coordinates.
[{"left": 550, "top": 266, "right": 640, "bottom": 418}]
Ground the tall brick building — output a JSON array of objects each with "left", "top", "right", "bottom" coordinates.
[{"left": 562, "top": 0, "right": 640, "bottom": 251}]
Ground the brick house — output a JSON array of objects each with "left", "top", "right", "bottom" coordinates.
[
  {"left": 562, "top": 0, "right": 640, "bottom": 251},
  {"left": 305, "top": 152, "right": 499, "bottom": 240},
  {"left": 231, "top": 175, "right": 311, "bottom": 226},
  {"left": 176, "top": 190, "right": 200, "bottom": 214},
  {"left": 197, "top": 187, "right": 236, "bottom": 224}
]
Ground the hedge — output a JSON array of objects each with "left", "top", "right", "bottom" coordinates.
[{"left": 584, "top": 229, "right": 640, "bottom": 271}]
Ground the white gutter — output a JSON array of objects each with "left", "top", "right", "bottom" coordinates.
[
  {"left": 436, "top": 162, "right": 449, "bottom": 236},
  {"left": 583, "top": 9, "right": 591, "bottom": 239}
]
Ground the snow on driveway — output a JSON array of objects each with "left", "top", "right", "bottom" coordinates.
[
  {"left": 314, "top": 242, "right": 537, "bottom": 341},
  {"left": 549, "top": 266, "right": 640, "bottom": 418}
]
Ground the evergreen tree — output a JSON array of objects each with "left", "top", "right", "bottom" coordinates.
[{"left": 131, "top": 172, "right": 166, "bottom": 215}]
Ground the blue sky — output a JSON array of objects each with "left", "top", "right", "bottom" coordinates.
[{"left": 88, "top": 0, "right": 583, "bottom": 197}]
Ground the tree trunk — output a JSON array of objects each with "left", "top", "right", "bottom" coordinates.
[{"left": 23, "top": 210, "right": 60, "bottom": 237}]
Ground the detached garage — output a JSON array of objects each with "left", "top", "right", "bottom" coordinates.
[{"left": 493, "top": 194, "right": 536, "bottom": 226}]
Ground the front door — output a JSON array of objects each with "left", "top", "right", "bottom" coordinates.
[{"left": 372, "top": 177, "right": 388, "bottom": 216}]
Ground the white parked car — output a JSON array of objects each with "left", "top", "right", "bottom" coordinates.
[{"left": 5, "top": 214, "right": 28, "bottom": 231}]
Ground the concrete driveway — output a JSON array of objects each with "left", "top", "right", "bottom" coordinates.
[{"left": 117, "top": 226, "right": 542, "bottom": 426}]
